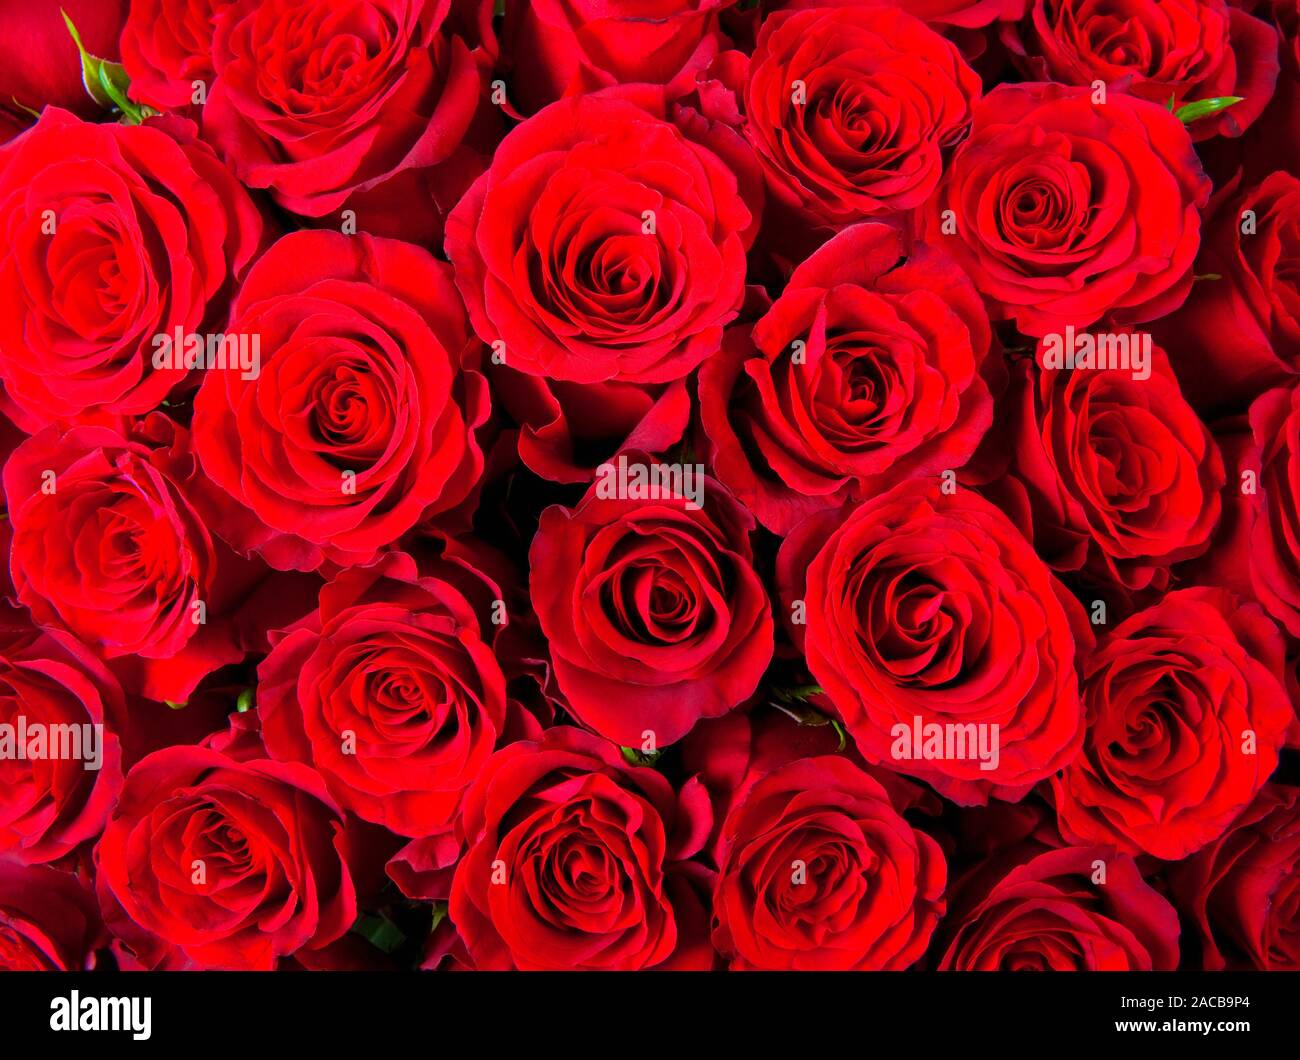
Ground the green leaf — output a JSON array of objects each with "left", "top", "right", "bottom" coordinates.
[
  {"left": 430, "top": 901, "right": 449, "bottom": 934},
  {"left": 352, "top": 914, "right": 406, "bottom": 955},
  {"left": 235, "top": 688, "right": 255, "bottom": 713},
  {"left": 61, "top": 9, "right": 153, "bottom": 123},
  {"left": 771, "top": 683, "right": 826, "bottom": 704},
  {"left": 1194, "top": 273, "right": 1223, "bottom": 283},
  {"left": 1174, "top": 96, "right": 1243, "bottom": 124},
  {"left": 164, "top": 699, "right": 187, "bottom": 711},
  {"left": 830, "top": 718, "right": 848, "bottom": 752},
  {"left": 620, "top": 745, "right": 663, "bottom": 768}
]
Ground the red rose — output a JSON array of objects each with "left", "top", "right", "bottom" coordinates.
[
  {"left": 0, "top": 109, "right": 262, "bottom": 430},
  {"left": 891, "top": 0, "right": 1027, "bottom": 28},
  {"left": 1155, "top": 172, "right": 1300, "bottom": 413},
  {"left": 0, "top": 1, "right": 127, "bottom": 118},
  {"left": 496, "top": 0, "right": 735, "bottom": 114},
  {"left": 96, "top": 744, "right": 356, "bottom": 970},
  {"left": 700, "top": 223, "right": 993, "bottom": 535},
  {"left": 449, "top": 727, "right": 713, "bottom": 969},
  {"left": 0, "top": 629, "right": 124, "bottom": 864},
  {"left": 778, "top": 478, "right": 1088, "bottom": 804},
  {"left": 193, "top": 230, "right": 489, "bottom": 572},
  {"left": 743, "top": 4, "right": 980, "bottom": 225},
  {"left": 119, "top": 0, "right": 250, "bottom": 110},
  {"left": 1247, "top": 383, "right": 1300, "bottom": 635},
  {"left": 446, "top": 90, "right": 753, "bottom": 384},
  {"left": 976, "top": 342, "right": 1224, "bottom": 592},
  {"left": 1170, "top": 784, "right": 1300, "bottom": 970},
  {"left": 937, "top": 846, "right": 1179, "bottom": 969},
  {"left": 920, "top": 83, "right": 1210, "bottom": 336},
  {"left": 1052, "top": 588, "right": 1293, "bottom": 859},
  {"left": 713, "top": 755, "right": 946, "bottom": 970},
  {"left": 202, "top": 0, "right": 485, "bottom": 220},
  {"left": 259, "top": 552, "right": 508, "bottom": 838},
  {"left": 530, "top": 466, "right": 773, "bottom": 747},
  {"left": 682, "top": 707, "right": 941, "bottom": 860},
  {"left": 1002, "top": 0, "right": 1279, "bottom": 140},
  {"left": 3, "top": 416, "right": 263, "bottom": 702},
  {"left": 0, "top": 861, "right": 105, "bottom": 971},
  {"left": 496, "top": 370, "right": 690, "bottom": 484}
]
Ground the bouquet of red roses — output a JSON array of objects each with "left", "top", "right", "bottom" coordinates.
[{"left": 0, "top": 0, "right": 1297, "bottom": 977}]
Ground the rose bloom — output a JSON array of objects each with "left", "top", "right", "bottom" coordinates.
[
  {"left": 258, "top": 552, "right": 508, "bottom": 837},
  {"left": 3, "top": 417, "right": 263, "bottom": 702},
  {"left": 891, "top": 0, "right": 1027, "bottom": 28},
  {"left": 496, "top": 370, "right": 691, "bottom": 483},
  {"left": 1053, "top": 588, "right": 1294, "bottom": 860},
  {"left": 0, "top": 862, "right": 105, "bottom": 971},
  {"left": 96, "top": 743, "right": 356, "bottom": 970},
  {"left": 701, "top": 223, "right": 993, "bottom": 535},
  {"left": 743, "top": 3, "right": 980, "bottom": 224},
  {"left": 1001, "top": 0, "right": 1279, "bottom": 140},
  {"left": 778, "top": 477, "right": 1088, "bottom": 804},
  {"left": 919, "top": 83, "right": 1210, "bottom": 336},
  {"left": 193, "top": 230, "right": 489, "bottom": 572},
  {"left": 0, "top": 629, "right": 124, "bottom": 865},
  {"left": 978, "top": 342, "right": 1224, "bottom": 592},
  {"left": 449, "top": 727, "right": 714, "bottom": 970},
  {"left": 446, "top": 89, "right": 753, "bottom": 384},
  {"left": 0, "top": 109, "right": 262, "bottom": 430},
  {"left": 530, "top": 468, "right": 773, "bottom": 747},
  {"left": 494, "top": 0, "right": 735, "bottom": 114},
  {"left": 937, "top": 846, "right": 1179, "bottom": 969},
  {"left": 120, "top": 0, "right": 249, "bottom": 110},
  {"left": 1247, "top": 383, "right": 1300, "bottom": 636},
  {"left": 202, "top": 0, "right": 485, "bottom": 220},
  {"left": 1154, "top": 172, "right": 1300, "bottom": 414},
  {"left": 713, "top": 755, "right": 946, "bottom": 970},
  {"left": 1170, "top": 784, "right": 1300, "bottom": 970}
]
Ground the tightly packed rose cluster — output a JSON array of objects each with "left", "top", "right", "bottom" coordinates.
[{"left": 2, "top": 0, "right": 1300, "bottom": 974}]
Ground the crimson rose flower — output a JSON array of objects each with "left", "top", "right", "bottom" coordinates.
[
  {"left": 937, "top": 846, "right": 1179, "bottom": 969},
  {"left": 446, "top": 90, "right": 753, "bottom": 384},
  {"left": 1247, "top": 383, "right": 1300, "bottom": 636},
  {"left": 258, "top": 552, "right": 508, "bottom": 838},
  {"left": 496, "top": 371, "right": 690, "bottom": 483},
  {"left": 0, "top": 629, "right": 124, "bottom": 865},
  {"left": 3, "top": 417, "right": 261, "bottom": 702},
  {"left": 919, "top": 83, "right": 1210, "bottom": 336},
  {"left": 449, "top": 727, "right": 714, "bottom": 970},
  {"left": 0, "top": 109, "right": 262, "bottom": 430},
  {"left": 744, "top": 4, "right": 980, "bottom": 224},
  {"left": 0, "top": 861, "right": 105, "bottom": 971},
  {"left": 495, "top": 0, "right": 735, "bottom": 114},
  {"left": 700, "top": 223, "right": 993, "bottom": 535},
  {"left": 1001, "top": 0, "right": 1279, "bottom": 141},
  {"left": 1155, "top": 172, "right": 1300, "bottom": 413},
  {"left": 977, "top": 342, "right": 1224, "bottom": 592},
  {"left": 96, "top": 744, "right": 356, "bottom": 970},
  {"left": 203, "top": 0, "right": 485, "bottom": 219},
  {"left": 119, "top": 0, "right": 250, "bottom": 110},
  {"left": 1052, "top": 588, "right": 1293, "bottom": 860},
  {"left": 530, "top": 468, "right": 773, "bottom": 747},
  {"left": 193, "top": 230, "right": 489, "bottom": 571},
  {"left": 891, "top": 0, "right": 1027, "bottom": 28},
  {"left": 1170, "top": 784, "right": 1300, "bottom": 970},
  {"left": 778, "top": 478, "right": 1088, "bottom": 804},
  {"left": 713, "top": 755, "right": 946, "bottom": 970}
]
